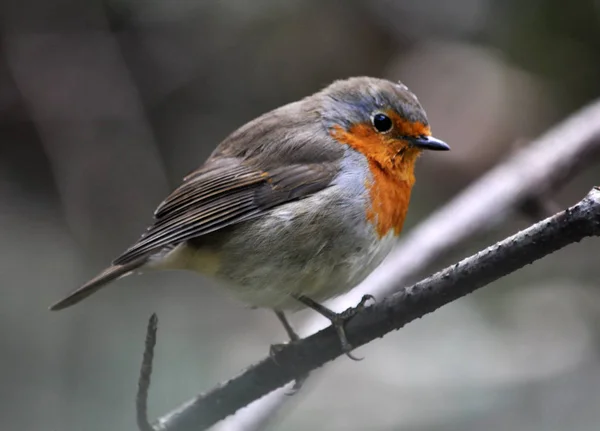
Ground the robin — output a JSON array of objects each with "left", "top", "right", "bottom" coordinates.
[{"left": 50, "top": 77, "right": 449, "bottom": 359}]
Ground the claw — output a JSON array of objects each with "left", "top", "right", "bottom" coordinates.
[
  {"left": 330, "top": 313, "right": 364, "bottom": 361},
  {"left": 359, "top": 294, "right": 376, "bottom": 307},
  {"left": 286, "top": 373, "right": 308, "bottom": 395},
  {"left": 269, "top": 342, "right": 287, "bottom": 363}
]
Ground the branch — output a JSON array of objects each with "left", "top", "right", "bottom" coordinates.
[
  {"left": 151, "top": 188, "right": 600, "bottom": 430},
  {"left": 211, "top": 96, "right": 600, "bottom": 431},
  {"left": 137, "top": 314, "right": 158, "bottom": 431}
]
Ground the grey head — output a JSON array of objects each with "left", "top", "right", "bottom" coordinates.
[{"left": 317, "top": 77, "right": 429, "bottom": 130}]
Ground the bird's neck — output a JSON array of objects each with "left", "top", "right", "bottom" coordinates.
[{"left": 330, "top": 124, "right": 419, "bottom": 238}]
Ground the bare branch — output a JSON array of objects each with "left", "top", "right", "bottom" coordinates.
[
  {"left": 213, "top": 97, "right": 600, "bottom": 431},
  {"left": 150, "top": 188, "right": 600, "bottom": 430},
  {"left": 137, "top": 314, "right": 158, "bottom": 431}
]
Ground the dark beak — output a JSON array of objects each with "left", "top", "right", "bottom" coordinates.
[{"left": 410, "top": 136, "right": 450, "bottom": 151}]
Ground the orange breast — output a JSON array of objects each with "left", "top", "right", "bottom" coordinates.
[
  {"left": 364, "top": 161, "right": 413, "bottom": 237},
  {"left": 331, "top": 123, "right": 422, "bottom": 238}
]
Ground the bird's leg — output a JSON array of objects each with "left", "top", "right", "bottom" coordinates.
[
  {"left": 270, "top": 310, "right": 307, "bottom": 393},
  {"left": 275, "top": 310, "right": 300, "bottom": 342},
  {"left": 269, "top": 311, "right": 299, "bottom": 357},
  {"left": 293, "top": 294, "right": 375, "bottom": 361}
]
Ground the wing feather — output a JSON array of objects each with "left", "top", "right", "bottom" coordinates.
[{"left": 113, "top": 158, "right": 338, "bottom": 265}]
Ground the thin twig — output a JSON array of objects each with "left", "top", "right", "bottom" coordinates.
[
  {"left": 151, "top": 188, "right": 600, "bottom": 431},
  {"left": 137, "top": 313, "right": 158, "bottom": 431}
]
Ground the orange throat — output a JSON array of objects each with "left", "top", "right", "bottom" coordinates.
[
  {"left": 364, "top": 160, "right": 414, "bottom": 237},
  {"left": 331, "top": 124, "right": 421, "bottom": 238}
]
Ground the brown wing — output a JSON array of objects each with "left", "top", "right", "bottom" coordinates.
[{"left": 113, "top": 158, "right": 338, "bottom": 265}]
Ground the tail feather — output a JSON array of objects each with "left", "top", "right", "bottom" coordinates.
[{"left": 50, "top": 259, "right": 145, "bottom": 311}]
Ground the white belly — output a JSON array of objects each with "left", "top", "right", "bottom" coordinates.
[{"left": 165, "top": 187, "right": 397, "bottom": 311}]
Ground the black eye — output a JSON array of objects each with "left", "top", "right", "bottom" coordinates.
[{"left": 372, "top": 113, "right": 393, "bottom": 133}]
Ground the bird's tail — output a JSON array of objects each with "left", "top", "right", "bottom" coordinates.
[{"left": 49, "top": 259, "right": 146, "bottom": 311}]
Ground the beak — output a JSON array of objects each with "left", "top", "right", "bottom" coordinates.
[{"left": 409, "top": 136, "right": 450, "bottom": 151}]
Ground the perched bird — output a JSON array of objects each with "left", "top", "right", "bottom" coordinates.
[{"left": 50, "top": 77, "right": 449, "bottom": 358}]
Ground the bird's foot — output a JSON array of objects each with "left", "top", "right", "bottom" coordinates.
[
  {"left": 295, "top": 294, "right": 376, "bottom": 361},
  {"left": 340, "top": 294, "right": 376, "bottom": 319},
  {"left": 270, "top": 310, "right": 301, "bottom": 359},
  {"left": 286, "top": 373, "right": 308, "bottom": 395},
  {"left": 268, "top": 341, "right": 309, "bottom": 393},
  {"left": 269, "top": 342, "right": 288, "bottom": 358},
  {"left": 271, "top": 310, "right": 308, "bottom": 392}
]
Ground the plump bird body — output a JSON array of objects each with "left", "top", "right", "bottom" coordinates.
[
  {"left": 51, "top": 77, "right": 448, "bottom": 347},
  {"left": 158, "top": 147, "right": 398, "bottom": 310}
]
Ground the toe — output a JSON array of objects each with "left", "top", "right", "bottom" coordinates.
[
  {"left": 360, "top": 294, "right": 376, "bottom": 305},
  {"left": 286, "top": 373, "right": 309, "bottom": 395},
  {"left": 344, "top": 349, "right": 364, "bottom": 361},
  {"left": 269, "top": 342, "right": 286, "bottom": 360}
]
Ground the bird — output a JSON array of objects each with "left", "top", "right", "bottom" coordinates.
[{"left": 50, "top": 76, "right": 449, "bottom": 359}]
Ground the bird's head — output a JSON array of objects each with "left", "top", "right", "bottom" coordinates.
[{"left": 320, "top": 77, "right": 449, "bottom": 174}]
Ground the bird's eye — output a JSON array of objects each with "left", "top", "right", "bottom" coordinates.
[{"left": 372, "top": 113, "right": 393, "bottom": 133}]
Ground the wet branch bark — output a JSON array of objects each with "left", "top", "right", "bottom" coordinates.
[{"left": 145, "top": 187, "right": 600, "bottom": 431}]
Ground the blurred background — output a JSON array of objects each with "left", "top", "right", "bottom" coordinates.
[{"left": 1, "top": 0, "right": 600, "bottom": 430}]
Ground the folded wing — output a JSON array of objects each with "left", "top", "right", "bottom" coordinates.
[{"left": 113, "top": 158, "right": 338, "bottom": 265}]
